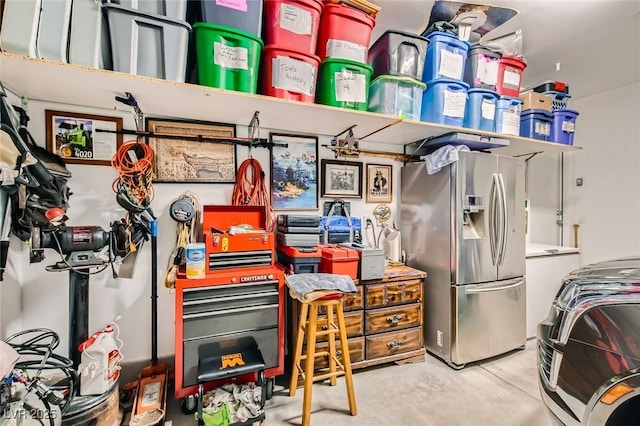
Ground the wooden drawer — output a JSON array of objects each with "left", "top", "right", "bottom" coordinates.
[
  {"left": 365, "top": 303, "right": 421, "bottom": 335},
  {"left": 318, "top": 286, "right": 364, "bottom": 313},
  {"left": 316, "top": 310, "right": 364, "bottom": 341},
  {"left": 365, "top": 279, "right": 423, "bottom": 309},
  {"left": 365, "top": 327, "right": 423, "bottom": 360},
  {"left": 304, "top": 337, "right": 365, "bottom": 370}
]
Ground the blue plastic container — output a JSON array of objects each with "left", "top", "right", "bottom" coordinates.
[
  {"left": 463, "top": 88, "right": 498, "bottom": 132},
  {"left": 520, "top": 109, "right": 553, "bottom": 141},
  {"left": 551, "top": 109, "right": 579, "bottom": 145},
  {"left": 423, "top": 31, "right": 470, "bottom": 82},
  {"left": 421, "top": 78, "right": 469, "bottom": 126},
  {"left": 495, "top": 96, "right": 523, "bottom": 135}
]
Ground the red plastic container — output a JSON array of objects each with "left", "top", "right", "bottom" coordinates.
[
  {"left": 316, "top": 3, "right": 375, "bottom": 63},
  {"left": 261, "top": 45, "right": 320, "bottom": 102},
  {"left": 496, "top": 56, "right": 527, "bottom": 97},
  {"left": 263, "top": 0, "right": 323, "bottom": 55},
  {"left": 318, "top": 244, "right": 359, "bottom": 279}
]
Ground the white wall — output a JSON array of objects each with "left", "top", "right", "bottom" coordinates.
[
  {"left": 526, "top": 153, "right": 562, "bottom": 245},
  {"left": 562, "top": 82, "right": 640, "bottom": 265},
  {"left": 1, "top": 99, "right": 404, "bottom": 362}
]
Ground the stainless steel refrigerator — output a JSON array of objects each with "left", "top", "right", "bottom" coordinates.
[{"left": 401, "top": 150, "right": 526, "bottom": 368}]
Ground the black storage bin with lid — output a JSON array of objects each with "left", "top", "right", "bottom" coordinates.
[
  {"left": 464, "top": 45, "right": 501, "bottom": 91},
  {"left": 368, "top": 30, "right": 429, "bottom": 80}
]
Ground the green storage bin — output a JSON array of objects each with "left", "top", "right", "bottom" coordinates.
[
  {"left": 193, "top": 22, "right": 263, "bottom": 93},
  {"left": 317, "top": 58, "right": 373, "bottom": 110}
]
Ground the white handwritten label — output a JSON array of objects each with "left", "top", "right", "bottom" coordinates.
[
  {"left": 326, "top": 39, "right": 367, "bottom": 63},
  {"left": 273, "top": 56, "right": 315, "bottom": 96},
  {"left": 478, "top": 57, "right": 499, "bottom": 86},
  {"left": 439, "top": 49, "right": 464, "bottom": 79},
  {"left": 535, "top": 121, "right": 551, "bottom": 136},
  {"left": 334, "top": 71, "right": 366, "bottom": 103},
  {"left": 500, "top": 111, "right": 520, "bottom": 135},
  {"left": 216, "top": 0, "right": 247, "bottom": 12},
  {"left": 280, "top": 3, "right": 312, "bottom": 35},
  {"left": 214, "top": 42, "right": 248, "bottom": 70},
  {"left": 561, "top": 120, "right": 575, "bottom": 132},
  {"left": 503, "top": 68, "right": 521, "bottom": 89},
  {"left": 481, "top": 99, "right": 496, "bottom": 120},
  {"left": 443, "top": 90, "right": 466, "bottom": 118}
]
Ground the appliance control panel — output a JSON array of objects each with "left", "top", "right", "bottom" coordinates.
[{"left": 464, "top": 195, "right": 484, "bottom": 212}]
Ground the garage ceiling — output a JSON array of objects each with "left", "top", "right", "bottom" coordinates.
[{"left": 371, "top": 0, "right": 640, "bottom": 100}]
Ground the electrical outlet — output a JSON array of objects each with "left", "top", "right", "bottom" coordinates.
[
  {"left": 437, "top": 330, "right": 443, "bottom": 347},
  {"left": 576, "top": 178, "right": 583, "bottom": 186}
]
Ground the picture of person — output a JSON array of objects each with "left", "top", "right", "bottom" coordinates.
[{"left": 366, "top": 164, "right": 392, "bottom": 203}]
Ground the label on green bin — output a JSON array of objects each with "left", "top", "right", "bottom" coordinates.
[
  {"left": 214, "top": 42, "right": 249, "bottom": 70},
  {"left": 273, "top": 56, "right": 316, "bottom": 96},
  {"left": 280, "top": 4, "right": 312, "bottom": 35},
  {"left": 334, "top": 71, "right": 366, "bottom": 103}
]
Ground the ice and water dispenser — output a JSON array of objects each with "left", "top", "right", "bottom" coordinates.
[{"left": 462, "top": 195, "right": 485, "bottom": 239}]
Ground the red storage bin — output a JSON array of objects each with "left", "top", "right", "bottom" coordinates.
[
  {"left": 261, "top": 45, "right": 320, "bottom": 102},
  {"left": 496, "top": 56, "right": 527, "bottom": 97},
  {"left": 316, "top": 3, "right": 375, "bottom": 63},
  {"left": 263, "top": 0, "right": 323, "bottom": 55},
  {"left": 318, "top": 244, "right": 359, "bottom": 279}
]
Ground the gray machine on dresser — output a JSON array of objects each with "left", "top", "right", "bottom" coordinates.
[{"left": 401, "top": 150, "right": 526, "bottom": 369}]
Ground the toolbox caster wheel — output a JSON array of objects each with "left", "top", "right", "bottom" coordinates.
[
  {"left": 265, "top": 378, "right": 274, "bottom": 400},
  {"left": 181, "top": 395, "right": 198, "bottom": 415}
]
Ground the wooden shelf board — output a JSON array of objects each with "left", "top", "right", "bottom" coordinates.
[{"left": 0, "top": 53, "right": 582, "bottom": 157}]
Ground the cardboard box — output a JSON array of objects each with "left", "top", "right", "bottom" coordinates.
[{"left": 520, "top": 91, "right": 553, "bottom": 112}]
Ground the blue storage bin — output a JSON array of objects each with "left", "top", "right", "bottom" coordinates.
[
  {"left": 551, "top": 109, "right": 579, "bottom": 145},
  {"left": 421, "top": 78, "right": 469, "bottom": 127},
  {"left": 520, "top": 109, "right": 553, "bottom": 141},
  {"left": 423, "top": 31, "right": 470, "bottom": 82},
  {"left": 495, "top": 96, "right": 523, "bottom": 136},
  {"left": 368, "top": 75, "right": 426, "bottom": 120},
  {"left": 463, "top": 88, "right": 498, "bottom": 132}
]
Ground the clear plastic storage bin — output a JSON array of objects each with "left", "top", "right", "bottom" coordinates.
[{"left": 368, "top": 75, "right": 426, "bottom": 120}]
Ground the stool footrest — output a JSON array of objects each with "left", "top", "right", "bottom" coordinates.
[{"left": 312, "top": 371, "right": 346, "bottom": 382}]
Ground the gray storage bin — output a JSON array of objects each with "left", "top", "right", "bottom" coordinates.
[
  {"left": 110, "top": 0, "right": 187, "bottom": 21},
  {"left": 104, "top": 3, "right": 191, "bottom": 82},
  {"left": 0, "top": 0, "right": 40, "bottom": 57},
  {"left": 38, "top": 0, "right": 71, "bottom": 62},
  {"left": 69, "top": 0, "right": 112, "bottom": 69},
  {"left": 341, "top": 243, "right": 385, "bottom": 280}
]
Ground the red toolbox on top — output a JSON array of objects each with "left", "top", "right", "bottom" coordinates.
[
  {"left": 203, "top": 205, "right": 274, "bottom": 271},
  {"left": 277, "top": 245, "right": 321, "bottom": 274},
  {"left": 318, "top": 244, "right": 359, "bottom": 279}
]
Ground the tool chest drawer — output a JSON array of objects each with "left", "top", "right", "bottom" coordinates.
[
  {"left": 365, "top": 303, "right": 421, "bottom": 334},
  {"left": 365, "top": 327, "right": 423, "bottom": 360},
  {"left": 304, "top": 337, "right": 365, "bottom": 370},
  {"left": 316, "top": 310, "right": 364, "bottom": 341},
  {"left": 317, "top": 286, "right": 364, "bottom": 314},
  {"left": 365, "top": 279, "right": 423, "bottom": 309}
]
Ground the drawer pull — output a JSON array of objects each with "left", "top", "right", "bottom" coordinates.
[
  {"left": 386, "top": 314, "right": 404, "bottom": 324},
  {"left": 387, "top": 339, "right": 403, "bottom": 349},
  {"left": 322, "top": 325, "right": 328, "bottom": 331},
  {"left": 345, "top": 297, "right": 354, "bottom": 305},
  {"left": 336, "top": 350, "right": 342, "bottom": 357}
]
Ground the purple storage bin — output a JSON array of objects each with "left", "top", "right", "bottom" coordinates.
[{"left": 551, "top": 109, "right": 579, "bottom": 145}]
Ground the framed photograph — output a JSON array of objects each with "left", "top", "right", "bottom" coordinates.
[
  {"left": 366, "top": 164, "right": 393, "bottom": 203},
  {"left": 146, "top": 118, "right": 237, "bottom": 183},
  {"left": 321, "top": 159, "right": 363, "bottom": 198},
  {"left": 270, "top": 133, "right": 319, "bottom": 210},
  {"left": 45, "top": 110, "right": 123, "bottom": 166}
]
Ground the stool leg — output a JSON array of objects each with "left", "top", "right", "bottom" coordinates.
[
  {"left": 289, "top": 302, "right": 308, "bottom": 397},
  {"left": 326, "top": 303, "right": 337, "bottom": 387},
  {"left": 302, "top": 304, "right": 319, "bottom": 426},
  {"left": 336, "top": 303, "right": 357, "bottom": 416}
]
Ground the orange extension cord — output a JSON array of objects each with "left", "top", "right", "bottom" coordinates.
[
  {"left": 232, "top": 158, "right": 275, "bottom": 232},
  {"left": 111, "top": 140, "right": 155, "bottom": 205}
]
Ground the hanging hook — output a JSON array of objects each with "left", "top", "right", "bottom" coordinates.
[{"left": 115, "top": 92, "right": 144, "bottom": 134}]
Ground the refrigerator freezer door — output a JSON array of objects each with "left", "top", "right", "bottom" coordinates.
[
  {"left": 454, "top": 151, "right": 498, "bottom": 285},
  {"left": 497, "top": 156, "right": 526, "bottom": 280},
  {"left": 451, "top": 278, "right": 526, "bottom": 366}
]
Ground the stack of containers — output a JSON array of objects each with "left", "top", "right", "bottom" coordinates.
[
  {"left": 315, "top": 2, "right": 377, "bottom": 110},
  {"left": 367, "top": 30, "right": 429, "bottom": 120},
  {"left": 494, "top": 55, "right": 527, "bottom": 135},
  {"left": 191, "top": 0, "right": 265, "bottom": 93},
  {"left": 260, "top": 0, "right": 323, "bottom": 102},
  {"left": 276, "top": 215, "right": 323, "bottom": 273},
  {"left": 533, "top": 81, "right": 579, "bottom": 145},
  {"left": 420, "top": 31, "right": 470, "bottom": 127},
  {"left": 462, "top": 45, "right": 501, "bottom": 132}
]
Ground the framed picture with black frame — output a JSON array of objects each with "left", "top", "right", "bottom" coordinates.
[
  {"left": 270, "top": 133, "right": 319, "bottom": 210},
  {"left": 145, "top": 117, "right": 237, "bottom": 183},
  {"left": 320, "top": 159, "right": 363, "bottom": 199}
]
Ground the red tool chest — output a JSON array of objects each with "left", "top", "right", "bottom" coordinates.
[
  {"left": 318, "top": 244, "right": 359, "bottom": 279},
  {"left": 276, "top": 245, "right": 322, "bottom": 274}
]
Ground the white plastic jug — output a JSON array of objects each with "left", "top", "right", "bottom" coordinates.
[{"left": 79, "top": 323, "right": 123, "bottom": 396}]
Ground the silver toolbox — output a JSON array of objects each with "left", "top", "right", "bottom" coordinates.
[{"left": 342, "top": 243, "right": 385, "bottom": 281}]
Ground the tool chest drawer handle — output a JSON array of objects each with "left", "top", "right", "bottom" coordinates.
[
  {"left": 183, "top": 290, "right": 279, "bottom": 306},
  {"left": 387, "top": 339, "right": 404, "bottom": 349},
  {"left": 183, "top": 303, "right": 279, "bottom": 320},
  {"left": 386, "top": 314, "right": 404, "bottom": 324}
]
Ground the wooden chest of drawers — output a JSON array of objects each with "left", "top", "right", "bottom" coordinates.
[{"left": 294, "top": 266, "right": 427, "bottom": 372}]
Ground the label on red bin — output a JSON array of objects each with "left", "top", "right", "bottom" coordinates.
[
  {"left": 335, "top": 71, "right": 366, "bottom": 103},
  {"left": 327, "top": 39, "right": 367, "bottom": 63},
  {"left": 214, "top": 43, "right": 248, "bottom": 70},
  {"left": 562, "top": 121, "right": 575, "bottom": 133},
  {"left": 280, "top": 3, "right": 312, "bottom": 35},
  {"left": 273, "top": 56, "right": 316, "bottom": 96},
  {"left": 481, "top": 99, "right": 496, "bottom": 120},
  {"left": 439, "top": 49, "right": 464, "bottom": 79},
  {"left": 216, "top": 0, "right": 247, "bottom": 12},
  {"left": 443, "top": 90, "right": 466, "bottom": 118},
  {"left": 501, "top": 112, "right": 520, "bottom": 135},
  {"left": 503, "top": 67, "right": 521, "bottom": 89}
]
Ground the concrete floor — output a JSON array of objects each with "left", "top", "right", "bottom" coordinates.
[{"left": 165, "top": 339, "right": 552, "bottom": 426}]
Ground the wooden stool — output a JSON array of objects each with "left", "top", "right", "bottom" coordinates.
[{"left": 289, "top": 293, "right": 357, "bottom": 426}]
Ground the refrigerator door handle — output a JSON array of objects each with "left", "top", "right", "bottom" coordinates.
[
  {"left": 497, "top": 173, "right": 508, "bottom": 265},
  {"left": 464, "top": 279, "right": 524, "bottom": 294},
  {"left": 489, "top": 173, "right": 499, "bottom": 265}
]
